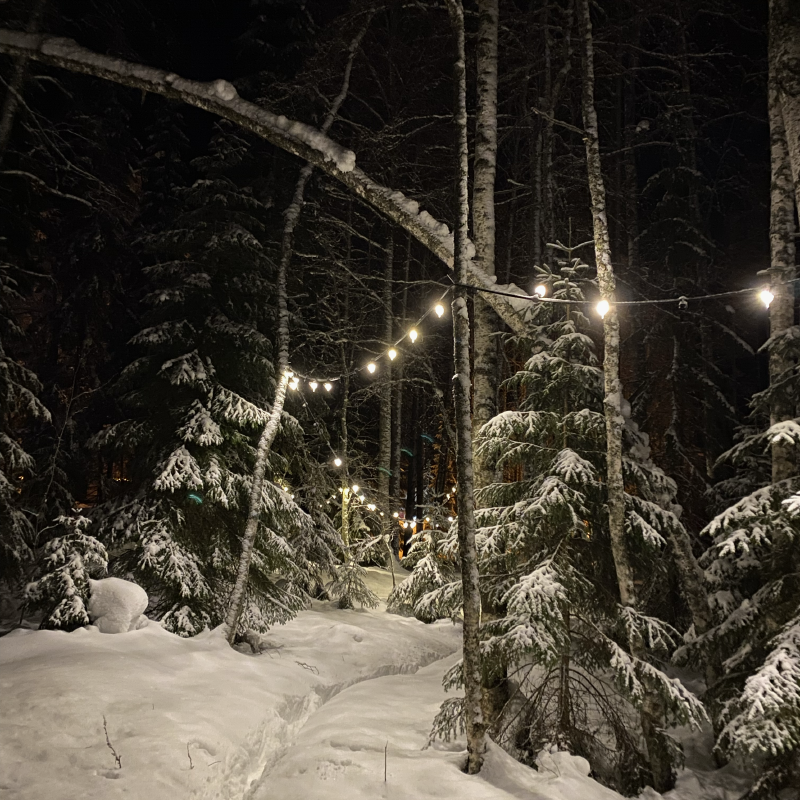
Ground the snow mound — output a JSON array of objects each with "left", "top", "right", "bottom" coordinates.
[{"left": 88, "top": 577, "right": 149, "bottom": 633}]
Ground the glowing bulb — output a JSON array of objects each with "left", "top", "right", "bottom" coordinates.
[
  {"left": 425, "top": 517, "right": 430, "bottom": 522},
  {"left": 760, "top": 289, "right": 774, "bottom": 309},
  {"left": 448, "top": 516, "right": 454, "bottom": 522},
  {"left": 324, "top": 382, "right": 333, "bottom": 392},
  {"left": 452, "top": 485, "right": 457, "bottom": 492},
  {"left": 367, "top": 503, "right": 376, "bottom": 511},
  {"left": 352, "top": 484, "right": 359, "bottom": 493},
  {"left": 309, "top": 381, "right": 318, "bottom": 392},
  {"left": 359, "top": 495, "right": 365, "bottom": 502},
  {"left": 402, "top": 522, "right": 408, "bottom": 528},
  {"left": 388, "top": 348, "right": 397, "bottom": 361},
  {"left": 434, "top": 303, "right": 445, "bottom": 318},
  {"left": 283, "top": 370, "right": 294, "bottom": 378},
  {"left": 380, "top": 512, "right": 384, "bottom": 517},
  {"left": 408, "top": 329, "right": 418, "bottom": 343},
  {"left": 596, "top": 299, "right": 610, "bottom": 319},
  {"left": 392, "top": 512, "right": 399, "bottom": 518},
  {"left": 367, "top": 362, "right": 376, "bottom": 374},
  {"left": 289, "top": 378, "right": 299, "bottom": 390},
  {"left": 534, "top": 284, "right": 547, "bottom": 298},
  {"left": 333, "top": 457, "right": 342, "bottom": 467}
]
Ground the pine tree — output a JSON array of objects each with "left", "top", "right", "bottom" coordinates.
[
  {"left": 90, "top": 122, "right": 317, "bottom": 637},
  {"left": 461, "top": 260, "right": 705, "bottom": 793}
]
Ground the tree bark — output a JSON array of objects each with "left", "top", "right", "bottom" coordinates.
[
  {"left": 769, "top": 0, "right": 799, "bottom": 484},
  {"left": 445, "top": 0, "right": 487, "bottom": 775},
  {"left": 224, "top": 23, "right": 368, "bottom": 643},
  {"left": 378, "top": 232, "right": 394, "bottom": 507},
  {"left": 0, "top": 28, "right": 531, "bottom": 336},
  {"left": 471, "top": 0, "right": 500, "bottom": 492},
  {"left": 578, "top": 0, "right": 671, "bottom": 790}
]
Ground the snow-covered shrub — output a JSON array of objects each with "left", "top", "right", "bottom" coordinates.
[
  {"left": 25, "top": 515, "right": 108, "bottom": 630},
  {"left": 87, "top": 577, "right": 149, "bottom": 633}
]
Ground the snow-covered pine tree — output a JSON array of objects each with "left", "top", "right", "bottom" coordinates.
[
  {"left": 89, "top": 122, "right": 318, "bottom": 637},
  {"left": 457, "top": 260, "right": 705, "bottom": 793}
]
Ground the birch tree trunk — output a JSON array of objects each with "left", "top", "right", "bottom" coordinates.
[
  {"left": 578, "top": 0, "right": 671, "bottom": 789},
  {"left": 770, "top": 0, "right": 800, "bottom": 211},
  {"left": 445, "top": 0, "right": 487, "bottom": 775},
  {"left": 224, "top": 24, "right": 368, "bottom": 643},
  {"left": 390, "top": 237, "right": 411, "bottom": 502},
  {"left": 378, "top": 233, "right": 394, "bottom": 505},
  {"left": 0, "top": 28, "right": 531, "bottom": 336},
  {"left": 472, "top": 0, "right": 500, "bottom": 492},
  {"left": 769, "top": 0, "right": 799, "bottom": 484}
]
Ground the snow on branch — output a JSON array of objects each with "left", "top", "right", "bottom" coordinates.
[{"left": 0, "top": 29, "right": 530, "bottom": 335}]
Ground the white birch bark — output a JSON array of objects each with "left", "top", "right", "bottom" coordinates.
[
  {"left": 471, "top": 0, "right": 500, "bottom": 492},
  {"left": 378, "top": 233, "right": 394, "bottom": 505},
  {"left": 578, "top": 0, "right": 671, "bottom": 789},
  {"left": 0, "top": 28, "right": 530, "bottom": 336},
  {"left": 445, "top": 0, "right": 487, "bottom": 774},
  {"left": 224, "top": 24, "right": 368, "bottom": 643},
  {"left": 769, "top": 0, "right": 799, "bottom": 484}
]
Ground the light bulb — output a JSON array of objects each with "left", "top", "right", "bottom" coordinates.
[
  {"left": 760, "top": 289, "right": 774, "bottom": 309},
  {"left": 333, "top": 457, "right": 342, "bottom": 467},
  {"left": 409, "top": 329, "right": 418, "bottom": 343},
  {"left": 392, "top": 511, "right": 399, "bottom": 518},
  {"left": 289, "top": 379, "right": 299, "bottom": 390},
  {"left": 380, "top": 512, "right": 384, "bottom": 517},
  {"left": 448, "top": 516, "right": 454, "bottom": 522},
  {"left": 283, "top": 370, "right": 294, "bottom": 379},
  {"left": 359, "top": 495, "right": 365, "bottom": 502},
  {"left": 452, "top": 485, "right": 457, "bottom": 492},
  {"left": 425, "top": 517, "right": 430, "bottom": 522},
  {"left": 388, "top": 348, "right": 397, "bottom": 361},
  {"left": 434, "top": 303, "right": 445, "bottom": 318},
  {"left": 367, "top": 362, "right": 376, "bottom": 374},
  {"left": 367, "top": 503, "right": 376, "bottom": 511},
  {"left": 534, "top": 284, "right": 547, "bottom": 298},
  {"left": 352, "top": 484, "right": 359, "bottom": 493},
  {"left": 309, "top": 381, "right": 318, "bottom": 392},
  {"left": 596, "top": 299, "right": 610, "bottom": 319},
  {"left": 402, "top": 522, "right": 408, "bottom": 528},
  {"left": 324, "top": 382, "right": 333, "bottom": 392}
]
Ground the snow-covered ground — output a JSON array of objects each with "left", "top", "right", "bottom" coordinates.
[{"left": 0, "top": 568, "right": 751, "bottom": 800}]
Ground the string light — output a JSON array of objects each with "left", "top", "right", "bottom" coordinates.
[
  {"left": 309, "top": 381, "right": 318, "bottom": 392},
  {"left": 392, "top": 512, "right": 399, "bottom": 518},
  {"left": 367, "top": 503, "right": 376, "bottom": 511},
  {"left": 388, "top": 348, "right": 397, "bottom": 361},
  {"left": 596, "top": 299, "right": 610, "bottom": 319},
  {"left": 352, "top": 484, "right": 359, "bottom": 493},
  {"left": 409, "top": 329, "right": 418, "bottom": 343},
  {"left": 434, "top": 303, "right": 445, "bottom": 317},
  {"left": 367, "top": 362, "right": 377, "bottom": 374},
  {"left": 289, "top": 377, "right": 299, "bottom": 390},
  {"left": 760, "top": 289, "right": 774, "bottom": 309},
  {"left": 447, "top": 516, "right": 454, "bottom": 522},
  {"left": 324, "top": 382, "right": 333, "bottom": 392},
  {"left": 333, "top": 457, "right": 342, "bottom": 467},
  {"left": 534, "top": 285, "right": 547, "bottom": 298},
  {"left": 359, "top": 495, "right": 365, "bottom": 502}
]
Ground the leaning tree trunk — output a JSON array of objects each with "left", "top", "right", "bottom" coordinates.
[
  {"left": 224, "top": 23, "right": 369, "bottom": 644},
  {"left": 769, "top": 0, "right": 799, "bottom": 484},
  {"left": 578, "top": 0, "right": 671, "bottom": 790},
  {"left": 472, "top": 0, "right": 501, "bottom": 492},
  {"left": 445, "top": 0, "right": 487, "bottom": 775}
]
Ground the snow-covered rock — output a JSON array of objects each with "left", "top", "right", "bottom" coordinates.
[{"left": 87, "top": 577, "right": 149, "bottom": 633}]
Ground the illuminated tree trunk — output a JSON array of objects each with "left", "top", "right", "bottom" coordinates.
[{"left": 446, "top": 0, "right": 487, "bottom": 775}]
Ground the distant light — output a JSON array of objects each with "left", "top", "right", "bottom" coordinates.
[
  {"left": 367, "top": 362, "right": 377, "bottom": 374},
  {"left": 434, "top": 303, "right": 445, "bottom": 318},
  {"left": 413, "top": 516, "right": 417, "bottom": 521},
  {"left": 596, "top": 299, "right": 610, "bottom": 319},
  {"left": 352, "top": 484, "right": 360, "bottom": 493},
  {"left": 392, "top": 511, "right": 399, "bottom": 518},
  {"left": 388, "top": 348, "right": 397, "bottom": 361},
  {"left": 367, "top": 503, "right": 376, "bottom": 511},
  {"left": 324, "top": 382, "right": 333, "bottom": 392},
  {"left": 283, "top": 370, "right": 294, "bottom": 379},
  {"left": 760, "top": 289, "right": 774, "bottom": 309},
  {"left": 359, "top": 495, "right": 365, "bottom": 502},
  {"left": 425, "top": 517, "right": 430, "bottom": 522},
  {"left": 534, "top": 285, "right": 547, "bottom": 298},
  {"left": 333, "top": 457, "right": 342, "bottom": 467},
  {"left": 380, "top": 511, "right": 384, "bottom": 516},
  {"left": 409, "top": 329, "right": 418, "bottom": 343},
  {"left": 452, "top": 485, "right": 457, "bottom": 492},
  {"left": 447, "top": 516, "right": 454, "bottom": 522},
  {"left": 402, "top": 522, "right": 408, "bottom": 528},
  {"left": 309, "top": 381, "right": 318, "bottom": 392},
  {"left": 289, "top": 378, "right": 300, "bottom": 390}
]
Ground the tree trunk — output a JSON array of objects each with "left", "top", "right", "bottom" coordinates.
[
  {"left": 471, "top": 0, "right": 500, "bottom": 492},
  {"left": 378, "top": 232, "right": 394, "bottom": 506},
  {"left": 446, "top": 0, "right": 487, "bottom": 775},
  {"left": 769, "top": 0, "right": 799, "bottom": 484},
  {"left": 578, "top": 0, "right": 671, "bottom": 790},
  {"left": 0, "top": 28, "right": 532, "bottom": 336},
  {"left": 770, "top": 0, "right": 800, "bottom": 211},
  {"left": 224, "top": 25, "right": 367, "bottom": 643},
  {"left": 0, "top": 0, "right": 47, "bottom": 165}
]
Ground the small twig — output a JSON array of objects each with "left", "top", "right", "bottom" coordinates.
[
  {"left": 384, "top": 741, "right": 388, "bottom": 782},
  {"left": 187, "top": 743, "right": 194, "bottom": 770},
  {"left": 295, "top": 660, "right": 319, "bottom": 674},
  {"left": 102, "top": 715, "right": 122, "bottom": 769}
]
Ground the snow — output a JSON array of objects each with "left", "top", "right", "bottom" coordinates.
[
  {"left": 87, "top": 578, "right": 149, "bottom": 634},
  {"left": 0, "top": 568, "right": 752, "bottom": 800}
]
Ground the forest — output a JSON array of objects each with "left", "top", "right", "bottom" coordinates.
[{"left": 0, "top": 0, "right": 798, "bottom": 797}]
